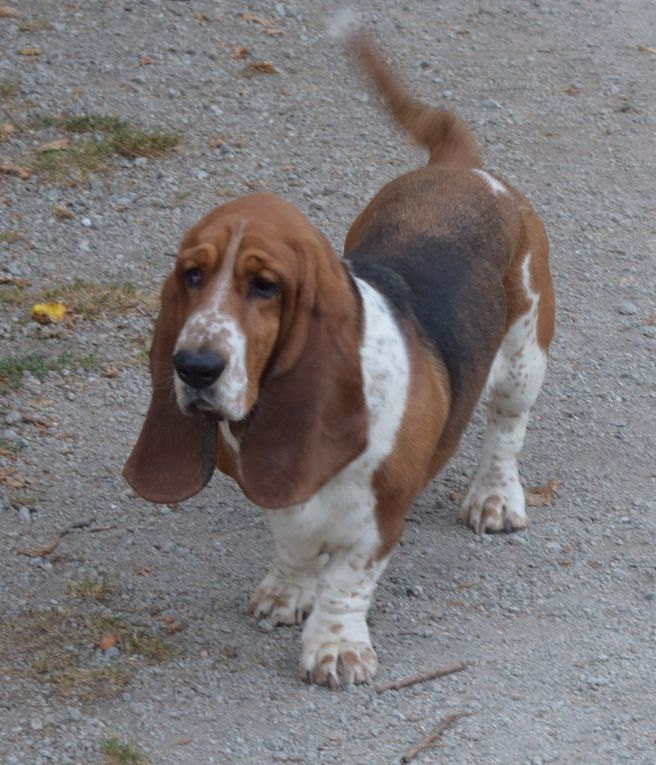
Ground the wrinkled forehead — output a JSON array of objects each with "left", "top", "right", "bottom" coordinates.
[{"left": 181, "top": 194, "right": 315, "bottom": 252}]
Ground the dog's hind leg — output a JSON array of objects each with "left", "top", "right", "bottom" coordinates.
[{"left": 461, "top": 216, "right": 555, "bottom": 534}]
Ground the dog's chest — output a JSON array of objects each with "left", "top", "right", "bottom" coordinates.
[{"left": 255, "top": 279, "right": 410, "bottom": 554}]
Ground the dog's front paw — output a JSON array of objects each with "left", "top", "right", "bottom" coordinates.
[
  {"left": 461, "top": 473, "right": 528, "bottom": 534},
  {"left": 301, "top": 639, "right": 378, "bottom": 688},
  {"left": 251, "top": 571, "right": 316, "bottom": 626}
]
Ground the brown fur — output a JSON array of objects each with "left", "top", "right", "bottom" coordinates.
[
  {"left": 124, "top": 194, "right": 367, "bottom": 508},
  {"left": 345, "top": 34, "right": 555, "bottom": 555}
]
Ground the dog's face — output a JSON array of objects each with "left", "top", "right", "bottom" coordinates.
[
  {"left": 170, "top": 194, "right": 317, "bottom": 422},
  {"left": 124, "top": 192, "right": 367, "bottom": 507}
]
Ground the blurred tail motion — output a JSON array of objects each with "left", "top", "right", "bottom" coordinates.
[{"left": 345, "top": 31, "right": 482, "bottom": 170}]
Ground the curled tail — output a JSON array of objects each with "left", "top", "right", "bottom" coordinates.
[{"left": 347, "top": 33, "right": 482, "bottom": 169}]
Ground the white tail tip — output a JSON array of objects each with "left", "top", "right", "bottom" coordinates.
[{"left": 327, "top": 7, "right": 361, "bottom": 41}]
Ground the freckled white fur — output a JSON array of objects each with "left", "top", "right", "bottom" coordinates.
[
  {"left": 175, "top": 223, "right": 250, "bottom": 420},
  {"left": 462, "top": 251, "right": 547, "bottom": 533},
  {"left": 251, "top": 278, "right": 410, "bottom": 683},
  {"left": 473, "top": 168, "right": 509, "bottom": 197}
]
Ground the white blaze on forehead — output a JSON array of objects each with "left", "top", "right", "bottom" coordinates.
[
  {"left": 473, "top": 169, "right": 508, "bottom": 197},
  {"left": 175, "top": 220, "right": 251, "bottom": 421}
]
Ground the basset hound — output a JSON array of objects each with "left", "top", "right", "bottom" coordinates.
[{"left": 124, "top": 33, "right": 555, "bottom": 687}]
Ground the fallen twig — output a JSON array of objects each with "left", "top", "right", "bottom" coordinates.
[
  {"left": 401, "top": 712, "right": 472, "bottom": 763},
  {"left": 375, "top": 660, "right": 466, "bottom": 694},
  {"left": 18, "top": 517, "right": 99, "bottom": 558}
]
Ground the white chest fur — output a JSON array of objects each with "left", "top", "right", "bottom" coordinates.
[{"left": 268, "top": 277, "right": 410, "bottom": 556}]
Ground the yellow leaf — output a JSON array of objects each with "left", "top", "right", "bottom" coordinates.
[
  {"left": 31, "top": 302, "right": 67, "bottom": 324},
  {"left": 19, "top": 46, "right": 42, "bottom": 56}
]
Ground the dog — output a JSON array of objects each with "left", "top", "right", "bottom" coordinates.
[{"left": 124, "top": 33, "right": 555, "bottom": 687}]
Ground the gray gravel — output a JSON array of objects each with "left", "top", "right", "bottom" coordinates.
[{"left": 1, "top": 1, "right": 655, "bottom": 764}]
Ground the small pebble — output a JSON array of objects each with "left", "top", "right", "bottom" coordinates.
[
  {"left": 19, "top": 506, "right": 31, "bottom": 523},
  {"left": 618, "top": 301, "right": 638, "bottom": 315}
]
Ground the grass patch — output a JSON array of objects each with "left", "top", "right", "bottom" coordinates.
[
  {"left": 0, "top": 230, "right": 21, "bottom": 244},
  {"left": 107, "top": 126, "right": 180, "bottom": 158},
  {"left": 18, "top": 18, "right": 53, "bottom": 32},
  {"left": 0, "top": 284, "right": 26, "bottom": 306},
  {"left": 0, "top": 607, "right": 179, "bottom": 702},
  {"left": 29, "top": 139, "right": 113, "bottom": 185},
  {"left": 0, "top": 352, "right": 75, "bottom": 394},
  {"left": 101, "top": 737, "right": 149, "bottom": 765},
  {"left": 0, "top": 79, "right": 18, "bottom": 100},
  {"left": 67, "top": 576, "right": 114, "bottom": 601},
  {"left": 31, "top": 113, "right": 127, "bottom": 134},
  {"left": 0, "top": 279, "right": 156, "bottom": 320},
  {"left": 26, "top": 112, "right": 181, "bottom": 184},
  {"left": 36, "top": 278, "right": 157, "bottom": 319}
]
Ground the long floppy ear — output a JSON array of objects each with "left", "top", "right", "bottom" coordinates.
[
  {"left": 238, "top": 241, "right": 368, "bottom": 508},
  {"left": 123, "top": 275, "right": 217, "bottom": 503}
]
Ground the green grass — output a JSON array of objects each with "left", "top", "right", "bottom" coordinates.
[
  {"left": 0, "top": 285, "right": 26, "bottom": 306},
  {"left": 29, "top": 139, "right": 113, "bottom": 185},
  {"left": 67, "top": 576, "right": 114, "bottom": 601},
  {"left": 36, "top": 278, "right": 157, "bottom": 319},
  {"left": 101, "top": 737, "right": 149, "bottom": 765},
  {"left": 0, "top": 79, "right": 18, "bottom": 100},
  {"left": 18, "top": 18, "right": 52, "bottom": 32},
  {"left": 0, "top": 352, "right": 75, "bottom": 394},
  {"left": 0, "top": 231, "right": 21, "bottom": 244},
  {"left": 25, "top": 112, "right": 181, "bottom": 183}
]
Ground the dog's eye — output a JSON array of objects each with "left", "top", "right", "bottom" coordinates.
[
  {"left": 184, "top": 267, "right": 203, "bottom": 288},
  {"left": 249, "top": 276, "right": 280, "bottom": 299}
]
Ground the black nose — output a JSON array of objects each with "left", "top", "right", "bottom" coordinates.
[{"left": 173, "top": 350, "right": 226, "bottom": 389}]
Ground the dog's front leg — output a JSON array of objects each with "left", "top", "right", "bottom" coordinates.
[{"left": 300, "top": 545, "right": 388, "bottom": 687}]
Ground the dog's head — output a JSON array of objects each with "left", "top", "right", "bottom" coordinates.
[{"left": 123, "top": 194, "right": 367, "bottom": 508}]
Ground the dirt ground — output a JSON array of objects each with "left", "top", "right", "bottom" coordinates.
[{"left": 1, "top": 1, "right": 655, "bottom": 764}]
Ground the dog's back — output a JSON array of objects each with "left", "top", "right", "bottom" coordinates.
[{"left": 344, "top": 35, "right": 524, "bottom": 448}]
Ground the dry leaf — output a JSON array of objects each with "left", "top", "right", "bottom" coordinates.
[
  {"left": 0, "top": 466, "right": 30, "bottom": 488},
  {"left": 194, "top": 11, "right": 208, "bottom": 23},
  {"left": 18, "top": 46, "right": 42, "bottom": 56},
  {"left": 0, "top": 122, "right": 15, "bottom": 142},
  {"left": 102, "top": 365, "right": 119, "bottom": 378},
  {"left": 52, "top": 204, "right": 76, "bottom": 220},
  {"left": 164, "top": 621, "right": 186, "bottom": 635},
  {"left": 637, "top": 43, "right": 656, "bottom": 55},
  {"left": 31, "top": 302, "right": 67, "bottom": 324},
  {"left": 0, "top": 5, "right": 21, "bottom": 17},
  {"left": 18, "top": 535, "right": 62, "bottom": 558},
  {"left": 139, "top": 56, "right": 157, "bottom": 65},
  {"left": 231, "top": 46, "right": 249, "bottom": 59},
  {"left": 242, "top": 12, "right": 273, "bottom": 25},
  {"left": 562, "top": 85, "right": 581, "bottom": 96},
  {"left": 0, "top": 162, "right": 31, "bottom": 180},
  {"left": 248, "top": 61, "right": 277, "bottom": 75},
  {"left": 133, "top": 565, "right": 152, "bottom": 576},
  {"left": 37, "top": 138, "right": 70, "bottom": 153},
  {"left": 264, "top": 27, "right": 285, "bottom": 36},
  {"left": 174, "top": 738, "right": 192, "bottom": 746},
  {"left": 209, "top": 135, "right": 226, "bottom": 149},
  {"left": 526, "top": 478, "right": 559, "bottom": 507},
  {"left": 98, "top": 634, "right": 118, "bottom": 651},
  {"left": 449, "top": 489, "right": 466, "bottom": 503}
]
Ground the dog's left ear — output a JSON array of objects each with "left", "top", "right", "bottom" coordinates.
[
  {"left": 237, "top": 236, "right": 368, "bottom": 509},
  {"left": 123, "top": 275, "right": 217, "bottom": 503}
]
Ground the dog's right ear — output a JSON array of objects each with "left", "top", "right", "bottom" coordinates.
[{"left": 123, "top": 274, "right": 217, "bottom": 503}]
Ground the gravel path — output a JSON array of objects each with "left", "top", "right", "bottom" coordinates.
[{"left": 1, "top": 1, "right": 655, "bottom": 764}]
